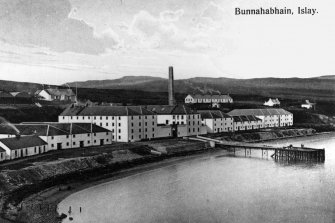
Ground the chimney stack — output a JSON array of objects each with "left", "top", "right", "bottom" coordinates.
[{"left": 168, "top": 66, "right": 175, "bottom": 106}]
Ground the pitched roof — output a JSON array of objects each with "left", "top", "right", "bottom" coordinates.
[
  {"left": 198, "top": 110, "right": 232, "bottom": 119},
  {"left": 228, "top": 108, "right": 291, "bottom": 116},
  {"left": 0, "top": 123, "right": 111, "bottom": 136},
  {"left": 189, "top": 94, "right": 232, "bottom": 100},
  {"left": 10, "top": 92, "right": 31, "bottom": 98},
  {"left": 146, "top": 105, "right": 197, "bottom": 115},
  {"left": 232, "top": 115, "right": 262, "bottom": 122},
  {"left": 60, "top": 105, "right": 154, "bottom": 116},
  {"left": 0, "top": 91, "right": 14, "bottom": 98},
  {"left": 45, "top": 88, "right": 75, "bottom": 97},
  {"left": 0, "top": 136, "right": 47, "bottom": 150}
]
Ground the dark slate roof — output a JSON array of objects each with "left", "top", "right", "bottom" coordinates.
[
  {"left": 189, "top": 94, "right": 232, "bottom": 100},
  {"left": 146, "top": 105, "right": 197, "bottom": 115},
  {"left": 0, "top": 136, "right": 47, "bottom": 150},
  {"left": 1, "top": 123, "right": 110, "bottom": 136},
  {"left": 228, "top": 108, "right": 292, "bottom": 116},
  {"left": 199, "top": 110, "right": 232, "bottom": 119},
  {"left": 0, "top": 147, "right": 5, "bottom": 152},
  {"left": 60, "top": 105, "right": 154, "bottom": 116},
  {"left": 45, "top": 88, "right": 75, "bottom": 97},
  {"left": 232, "top": 115, "right": 262, "bottom": 122}
]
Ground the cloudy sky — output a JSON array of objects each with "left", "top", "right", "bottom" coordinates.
[{"left": 0, "top": 0, "right": 334, "bottom": 84}]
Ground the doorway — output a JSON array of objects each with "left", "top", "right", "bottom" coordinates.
[
  {"left": 57, "top": 143, "right": 62, "bottom": 150},
  {"left": 100, "top": 139, "right": 104, "bottom": 146},
  {"left": 80, "top": 141, "right": 84, "bottom": 148}
]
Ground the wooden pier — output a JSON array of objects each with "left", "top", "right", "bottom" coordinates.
[{"left": 191, "top": 136, "right": 325, "bottom": 162}]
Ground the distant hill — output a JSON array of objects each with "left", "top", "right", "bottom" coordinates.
[
  {"left": 66, "top": 76, "right": 335, "bottom": 101},
  {"left": 316, "top": 75, "right": 335, "bottom": 80}
]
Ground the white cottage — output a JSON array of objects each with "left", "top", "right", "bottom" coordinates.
[
  {"left": 0, "top": 136, "right": 47, "bottom": 160},
  {"left": 36, "top": 88, "right": 76, "bottom": 101}
]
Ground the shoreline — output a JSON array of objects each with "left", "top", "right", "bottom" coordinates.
[
  {"left": 1, "top": 130, "right": 333, "bottom": 223},
  {"left": 12, "top": 150, "right": 226, "bottom": 223}
]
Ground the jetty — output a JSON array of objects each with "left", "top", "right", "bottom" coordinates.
[{"left": 190, "top": 136, "right": 325, "bottom": 162}]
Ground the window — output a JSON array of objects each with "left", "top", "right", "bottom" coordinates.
[
  {"left": 145, "top": 122, "right": 147, "bottom": 126},
  {"left": 51, "top": 136, "right": 54, "bottom": 140},
  {"left": 139, "top": 122, "right": 141, "bottom": 126},
  {"left": 139, "top": 135, "right": 141, "bottom": 139},
  {"left": 100, "top": 117, "right": 102, "bottom": 120},
  {"left": 100, "top": 123, "right": 102, "bottom": 126},
  {"left": 118, "top": 123, "right": 121, "bottom": 127},
  {"left": 118, "top": 117, "right": 121, "bottom": 120},
  {"left": 106, "top": 123, "right": 108, "bottom": 126},
  {"left": 106, "top": 117, "right": 108, "bottom": 120},
  {"left": 94, "top": 133, "right": 96, "bottom": 136},
  {"left": 118, "top": 136, "right": 121, "bottom": 140},
  {"left": 118, "top": 129, "right": 121, "bottom": 133},
  {"left": 152, "top": 122, "right": 154, "bottom": 125},
  {"left": 145, "top": 116, "right": 147, "bottom": 119},
  {"left": 88, "top": 141, "right": 90, "bottom": 144},
  {"left": 51, "top": 144, "right": 54, "bottom": 148},
  {"left": 106, "top": 139, "right": 109, "bottom": 142},
  {"left": 106, "top": 132, "right": 109, "bottom": 135},
  {"left": 34, "top": 147, "right": 37, "bottom": 153},
  {"left": 87, "top": 133, "right": 90, "bottom": 137},
  {"left": 112, "top": 123, "right": 115, "bottom": 127},
  {"left": 63, "top": 116, "right": 65, "bottom": 119},
  {"left": 152, "top": 116, "right": 154, "bottom": 119},
  {"left": 94, "top": 140, "right": 97, "bottom": 143},
  {"left": 145, "top": 128, "right": 147, "bottom": 132},
  {"left": 77, "top": 117, "right": 79, "bottom": 120},
  {"left": 152, "top": 134, "right": 155, "bottom": 138},
  {"left": 173, "top": 115, "right": 175, "bottom": 119},
  {"left": 152, "top": 128, "right": 154, "bottom": 132},
  {"left": 131, "top": 129, "right": 134, "bottom": 133},
  {"left": 73, "top": 142, "right": 76, "bottom": 145},
  {"left": 139, "top": 129, "right": 141, "bottom": 132},
  {"left": 82, "top": 117, "right": 84, "bottom": 120},
  {"left": 67, "top": 142, "right": 69, "bottom": 146}
]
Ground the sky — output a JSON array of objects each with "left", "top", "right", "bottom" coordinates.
[{"left": 0, "top": 0, "right": 334, "bottom": 84}]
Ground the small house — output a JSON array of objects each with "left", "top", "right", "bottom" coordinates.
[
  {"left": 301, "top": 100, "right": 315, "bottom": 109},
  {"left": 264, "top": 98, "right": 280, "bottom": 107},
  {"left": 0, "top": 136, "right": 47, "bottom": 160},
  {"left": 36, "top": 88, "right": 76, "bottom": 101}
]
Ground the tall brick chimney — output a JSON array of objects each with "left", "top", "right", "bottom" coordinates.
[{"left": 168, "top": 66, "right": 175, "bottom": 106}]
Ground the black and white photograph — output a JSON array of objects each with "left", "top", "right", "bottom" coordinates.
[{"left": 0, "top": 0, "right": 334, "bottom": 222}]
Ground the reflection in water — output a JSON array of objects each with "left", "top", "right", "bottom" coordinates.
[{"left": 59, "top": 133, "right": 335, "bottom": 223}]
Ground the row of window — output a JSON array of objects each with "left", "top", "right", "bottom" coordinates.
[
  {"left": 64, "top": 115, "right": 156, "bottom": 120},
  {"left": 51, "top": 139, "right": 109, "bottom": 147},
  {"left": 50, "top": 133, "right": 106, "bottom": 140}
]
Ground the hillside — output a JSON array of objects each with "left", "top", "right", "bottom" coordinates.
[{"left": 67, "top": 76, "right": 335, "bottom": 102}]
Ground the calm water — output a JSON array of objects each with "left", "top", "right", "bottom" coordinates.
[{"left": 59, "top": 133, "right": 335, "bottom": 223}]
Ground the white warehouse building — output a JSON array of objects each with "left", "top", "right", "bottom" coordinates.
[{"left": 228, "top": 108, "right": 293, "bottom": 128}]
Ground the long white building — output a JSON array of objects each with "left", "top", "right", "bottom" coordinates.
[
  {"left": 0, "top": 123, "right": 112, "bottom": 152},
  {"left": 228, "top": 108, "right": 293, "bottom": 128},
  {"left": 198, "top": 110, "right": 234, "bottom": 133},
  {"left": 59, "top": 105, "right": 163, "bottom": 142},
  {"left": 185, "top": 94, "right": 233, "bottom": 104}
]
